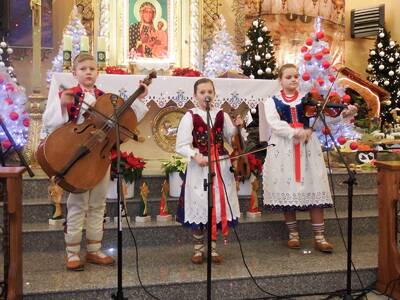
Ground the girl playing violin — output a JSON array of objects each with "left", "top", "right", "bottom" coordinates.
[
  {"left": 260, "top": 64, "right": 357, "bottom": 253},
  {"left": 175, "top": 78, "right": 245, "bottom": 264}
]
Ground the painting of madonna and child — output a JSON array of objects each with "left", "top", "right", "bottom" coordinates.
[{"left": 129, "top": 0, "right": 169, "bottom": 59}]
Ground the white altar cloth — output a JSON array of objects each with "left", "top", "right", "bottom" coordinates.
[{"left": 47, "top": 73, "right": 280, "bottom": 109}]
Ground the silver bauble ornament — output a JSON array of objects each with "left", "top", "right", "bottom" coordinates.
[
  {"left": 253, "top": 20, "right": 259, "bottom": 27},
  {"left": 367, "top": 64, "right": 373, "bottom": 70},
  {"left": 255, "top": 55, "right": 261, "bottom": 61},
  {"left": 250, "top": 74, "right": 255, "bottom": 79},
  {"left": 384, "top": 80, "right": 390, "bottom": 86},
  {"left": 245, "top": 60, "right": 251, "bottom": 67},
  {"left": 257, "top": 69, "right": 263, "bottom": 75},
  {"left": 396, "top": 52, "right": 400, "bottom": 58},
  {"left": 257, "top": 37, "right": 263, "bottom": 43},
  {"left": 390, "top": 41, "right": 395, "bottom": 47},
  {"left": 265, "top": 53, "right": 271, "bottom": 59},
  {"left": 8, "top": 66, "right": 13, "bottom": 72},
  {"left": 379, "top": 64, "right": 385, "bottom": 70},
  {"left": 245, "top": 40, "right": 251, "bottom": 46},
  {"left": 0, "top": 42, "right": 6, "bottom": 48},
  {"left": 262, "top": 26, "right": 268, "bottom": 32},
  {"left": 378, "top": 43, "right": 383, "bottom": 48},
  {"left": 389, "top": 71, "right": 395, "bottom": 76},
  {"left": 373, "top": 80, "right": 379, "bottom": 85},
  {"left": 379, "top": 32, "right": 385, "bottom": 38},
  {"left": 265, "top": 67, "right": 272, "bottom": 74},
  {"left": 389, "top": 57, "right": 395, "bottom": 63},
  {"left": 6, "top": 48, "right": 13, "bottom": 54},
  {"left": 379, "top": 51, "right": 385, "bottom": 57},
  {"left": 370, "top": 50, "right": 376, "bottom": 55}
]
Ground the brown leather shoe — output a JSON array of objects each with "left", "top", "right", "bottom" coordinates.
[
  {"left": 86, "top": 251, "right": 115, "bottom": 266},
  {"left": 287, "top": 239, "right": 301, "bottom": 249},
  {"left": 211, "top": 254, "right": 223, "bottom": 264},
  {"left": 66, "top": 253, "right": 84, "bottom": 271},
  {"left": 191, "top": 253, "right": 204, "bottom": 264},
  {"left": 315, "top": 240, "right": 334, "bottom": 253}
]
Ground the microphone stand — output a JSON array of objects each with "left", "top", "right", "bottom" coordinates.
[
  {"left": 110, "top": 95, "right": 128, "bottom": 300},
  {"left": 313, "top": 104, "right": 357, "bottom": 300},
  {"left": 204, "top": 99, "right": 214, "bottom": 300}
]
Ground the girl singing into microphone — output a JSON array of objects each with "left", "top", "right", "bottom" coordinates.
[
  {"left": 175, "top": 78, "right": 245, "bottom": 264},
  {"left": 260, "top": 64, "right": 357, "bottom": 253}
]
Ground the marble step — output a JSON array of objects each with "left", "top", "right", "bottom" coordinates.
[
  {"left": 21, "top": 209, "right": 378, "bottom": 252},
  {"left": 22, "top": 169, "right": 377, "bottom": 200},
  {"left": 7, "top": 189, "right": 378, "bottom": 224},
  {"left": 21, "top": 234, "right": 377, "bottom": 300}
]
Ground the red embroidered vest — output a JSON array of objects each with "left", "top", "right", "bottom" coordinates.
[{"left": 190, "top": 110, "right": 228, "bottom": 156}]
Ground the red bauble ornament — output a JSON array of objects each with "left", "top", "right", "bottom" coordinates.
[
  {"left": 4, "top": 97, "right": 13, "bottom": 105},
  {"left": 328, "top": 74, "right": 335, "bottom": 82},
  {"left": 302, "top": 72, "right": 311, "bottom": 81},
  {"left": 316, "top": 31, "right": 325, "bottom": 40},
  {"left": 5, "top": 83, "right": 15, "bottom": 92},
  {"left": 301, "top": 46, "right": 308, "bottom": 53},
  {"left": 23, "top": 118, "right": 30, "bottom": 127},
  {"left": 2, "top": 140, "right": 11, "bottom": 149},
  {"left": 9, "top": 112, "right": 19, "bottom": 121},
  {"left": 322, "top": 48, "right": 330, "bottom": 55},
  {"left": 329, "top": 91, "right": 338, "bottom": 98},
  {"left": 305, "top": 37, "right": 313, "bottom": 46},
  {"left": 349, "top": 141, "right": 358, "bottom": 150},
  {"left": 322, "top": 127, "right": 331, "bottom": 135},
  {"left": 342, "top": 94, "right": 351, "bottom": 104},
  {"left": 322, "top": 61, "right": 331, "bottom": 69},
  {"left": 337, "top": 136, "right": 346, "bottom": 145},
  {"left": 304, "top": 53, "right": 312, "bottom": 61},
  {"left": 315, "top": 52, "right": 323, "bottom": 60},
  {"left": 317, "top": 77, "right": 324, "bottom": 86}
]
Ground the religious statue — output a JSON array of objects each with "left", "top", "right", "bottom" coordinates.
[{"left": 48, "top": 178, "right": 65, "bottom": 225}]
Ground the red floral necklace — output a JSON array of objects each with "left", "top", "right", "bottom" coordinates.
[{"left": 280, "top": 90, "right": 299, "bottom": 102}]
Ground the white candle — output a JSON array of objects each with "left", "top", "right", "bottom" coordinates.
[
  {"left": 63, "top": 35, "right": 72, "bottom": 52},
  {"left": 97, "top": 37, "right": 106, "bottom": 52},
  {"left": 80, "top": 36, "right": 89, "bottom": 52}
]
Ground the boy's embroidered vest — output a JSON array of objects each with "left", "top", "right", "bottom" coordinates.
[{"left": 190, "top": 110, "right": 228, "bottom": 156}]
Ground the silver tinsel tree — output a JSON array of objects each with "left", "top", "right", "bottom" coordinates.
[
  {"left": 203, "top": 15, "right": 241, "bottom": 78},
  {"left": 47, "top": 6, "right": 87, "bottom": 82},
  {"left": 0, "top": 38, "right": 18, "bottom": 84}
]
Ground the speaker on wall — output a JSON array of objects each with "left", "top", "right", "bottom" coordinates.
[
  {"left": 0, "top": 0, "right": 10, "bottom": 34},
  {"left": 351, "top": 4, "right": 385, "bottom": 38}
]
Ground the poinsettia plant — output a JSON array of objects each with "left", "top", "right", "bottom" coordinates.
[
  {"left": 161, "top": 155, "right": 187, "bottom": 176},
  {"left": 109, "top": 150, "right": 146, "bottom": 183},
  {"left": 171, "top": 67, "right": 202, "bottom": 77},
  {"left": 247, "top": 153, "right": 262, "bottom": 176}
]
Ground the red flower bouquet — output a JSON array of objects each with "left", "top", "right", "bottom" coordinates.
[
  {"left": 171, "top": 67, "right": 202, "bottom": 77},
  {"left": 110, "top": 150, "right": 146, "bottom": 183},
  {"left": 105, "top": 66, "right": 128, "bottom": 75}
]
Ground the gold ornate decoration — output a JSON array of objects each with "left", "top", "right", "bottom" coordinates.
[
  {"left": 201, "top": 0, "right": 220, "bottom": 58},
  {"left": 76, "top": 0, "right": 94, "bottom": 50},
  {"left": 152, "top": 106, "right": 186, "bottom": 153},
  {"left": 232, "top": 0, "right": 246, "bottom": 50}
]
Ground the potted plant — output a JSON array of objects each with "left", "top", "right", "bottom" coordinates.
[
  {"left": 237, "top": 153, "right": 263, "bottom": 196},
  {"left": 161, "top": 155, "right": 187, "bottom": 197},
  {"left": 107, "top": 150, "right": 146, "bottom": 199}
]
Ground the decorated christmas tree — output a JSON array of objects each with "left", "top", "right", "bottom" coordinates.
[
  {"left": 47, "top": 5, "right": 87, "bottom": 82},
  {"left": 203, "top": 15, "right": 242, "bottom": 78},
  {"left": 0, "top": 67, "right": 30, "bottom": 150},
  {"left": 366, "top": 27, "right": 400, "bottom": 129},
  {"left": 0, "top": 38, "right": 18, "bottom": 84},
  {"left": 241, "top": 17, "right": 277, "bottom": 80},
  {"left": 298, "top": 18, "right": 359, "bottom": 149}
]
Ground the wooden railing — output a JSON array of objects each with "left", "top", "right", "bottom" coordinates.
[
  {"left": 0, "top": 167, "right": 25, "bottom": 300},
  {"left": 375, "top": 161, "right": 400, "bottom": 300}
]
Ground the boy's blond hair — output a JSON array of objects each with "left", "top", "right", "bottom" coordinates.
[
  {"left": 278, "top": 63, "right": 297, "bottom": 79},
  {"left": 72, "top": 53, "right": 96, "bottom": 70}
]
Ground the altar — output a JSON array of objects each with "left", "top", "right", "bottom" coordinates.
[{"left": 43, "top": 73, "right": 279, "bottom": 174}]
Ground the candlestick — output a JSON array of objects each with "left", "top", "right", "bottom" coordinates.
[
  {"left": 80, "top": 36, "right": 89, "bottom": 53},
  {"left": 97, "top": 36, "right": 106, "bottom": 68},
  {"left": 63, "top": 35, "right": 72, "bottom": 70}
]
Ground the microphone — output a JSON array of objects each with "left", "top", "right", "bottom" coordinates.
[{"left": 205, "top": 96, "right": 212, "bottom": 103}]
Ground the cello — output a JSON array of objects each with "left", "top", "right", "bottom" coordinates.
[{"left": 36, "top": 72, "right": 157, "bottom": 193}]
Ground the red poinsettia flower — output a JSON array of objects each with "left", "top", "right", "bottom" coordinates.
[{"left": 109, "top": 150, "right": 146, "bottom": 183}]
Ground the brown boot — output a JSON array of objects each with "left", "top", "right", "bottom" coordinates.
[
  {"left": 314, "top": 236, "right": 333, "bottom": 253},
  {"left": 191, "top": 232, "right": 205, "bottom": 264},
  {"left": 66, "top": 251, "right": 84, "bottom": 271},
  {"left": 211, "top": 241, "right": 223, "bottom": 264},
  {"left": 191, "top": 252, "right": 204, "bottom": 264},
  {"left": 86, "top": 251, "right": 115, "bottom": 265},
  {"left": 287, "top": 232, "right": 301, "bottom": 249}
]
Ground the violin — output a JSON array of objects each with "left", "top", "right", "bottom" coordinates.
[
  {"left": 303, "top": 90, "right": 347, "bottom": 118},
  {"left": 230, "top": 113, "right": 251, "bottom": 182},
  {"left": 37, "top": 72, "right": 157, "bottom": 193}
]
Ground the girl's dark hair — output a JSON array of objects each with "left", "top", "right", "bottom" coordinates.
[
  {"left": 193, "top": 78, "right": 215, "bottom": 94},
  {"left": 278, "top": 63, "right": 298, "bottom": 78}
]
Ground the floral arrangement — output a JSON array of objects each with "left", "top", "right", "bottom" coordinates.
[
  {"left": 247, "top": 153, "right": 263, "bottom": 176},
  {"left": 110, "top": 150, "right": 146, "bottom": 183},
  {"left": 161, "top": 155, "right": 187, "bottom": 176},
  {"left": 105, "top": 66, "right": 128, "bottom": 75},
  {"left": 171, "top": 67, "right": 202, "bottom": 77}
]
